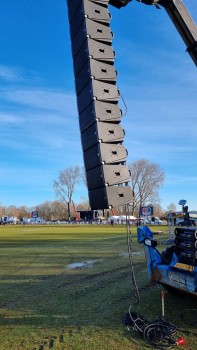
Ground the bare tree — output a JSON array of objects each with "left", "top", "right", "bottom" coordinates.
[
  {"left": 6, "top": 205, "right": 19, "bottom": 217},
  {"left": 153, "top": 204, "right": 165, "bottom": 218},
  {"left": 167, "top": 203, "right": 177, "bottom": 213},
  {"left": 53, "top": 165, "right": 81, "bottom": 221},
  {"left": 128, "top": 159, "right": 165, "bottom": 215},
  {"left": 38, "top": 200, "right": 68, "bottom": 221},
  {"left": 0, "top": 205, "right": 5, "bottom": 216},
  {"left": 81, "top": 166, "right": 87, "bottom": 188},
  {"left": 76, "top": 199, "right": 90, "bottom": 211},
  {"left": 18, "top": 206, "right": 30, "bottom": 219}
]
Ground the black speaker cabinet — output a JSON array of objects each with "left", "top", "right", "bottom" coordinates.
[{"left": 67, "top": 0, "right": 132, "bottom": 209}]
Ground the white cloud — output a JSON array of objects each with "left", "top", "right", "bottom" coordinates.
[
  {"left": 1, "top": 88, "right": 77, "bottom": 114},
  {"left": 0, "top": 112, "right": 24, "bottom": 124},
  {"left": 0, "top": 65, "right": 23, "bottom": 82},
  {"left": 166, "top": 175, "right": 197, "bottom": 185},
  {"left": 0, "top": 86, "right": 79, "bottom": 152}
]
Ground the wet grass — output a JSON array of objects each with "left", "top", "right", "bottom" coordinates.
[{"left": 0, "top": 224, "right": 196, "bottom": 349}]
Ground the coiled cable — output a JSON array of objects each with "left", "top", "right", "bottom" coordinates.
[{"left": 124, "top": 311, "right": 177, "bottom": 348}]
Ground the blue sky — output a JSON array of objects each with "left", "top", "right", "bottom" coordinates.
[{"left": 0, "top": 0, "right": 196, "bottom": 211}]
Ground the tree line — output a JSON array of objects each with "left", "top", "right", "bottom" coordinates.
[
  {"left": 0, "top": 159, "right": 167, "bottom": 221},
  {"left": 53, "top": 158, "right": 165, "bottom": 219}
]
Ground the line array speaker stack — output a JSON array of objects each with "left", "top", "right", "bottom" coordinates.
[{"left": 67, "top": 0, "right": 132, "bottom": 209}]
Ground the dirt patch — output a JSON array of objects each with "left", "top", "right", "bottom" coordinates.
[{"left": 65, "top": 259, "right": 102, "bottom": 270}]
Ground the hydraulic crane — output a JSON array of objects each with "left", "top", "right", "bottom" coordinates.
[
  {"left": 110, "top": 0, "right": 197, "bottom": 66},
  {"left": 67, "top": 0, "right": 197, "bottom": 296}
]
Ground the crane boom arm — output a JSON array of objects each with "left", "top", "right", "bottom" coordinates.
[
  {"left": 154, "top": 0, "right": 197, "bottom": 66},
  {"left": 110, "top": 0, "right": 197, "bottom": 66}
]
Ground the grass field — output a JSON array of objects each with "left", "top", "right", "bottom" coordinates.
[{"left": 0, "top": 224, "right": 196, "bottom": 349}]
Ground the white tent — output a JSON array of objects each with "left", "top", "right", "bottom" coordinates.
[
  {"left": 190, "top": 213, "right": 197, "bottom": 219},
  {"left": 107, "top": 215, "right": 136, "bottom": 224},
  {"left": 107, "top": 216, "right": 120, "bottom": 223},
  {"left": 118, "top": 215, "right": 136, "bottom": 221}
]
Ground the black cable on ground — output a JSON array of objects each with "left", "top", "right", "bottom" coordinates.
[
  {"left": 124, "top": 312, "right": 177, "bottom": 348},
  {"left": 124, "top": 212, "right": 178, "bottom": 348},
  {"left": 126, "top": 217, "right": 140, "bottom": 306}
]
